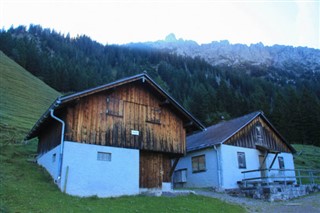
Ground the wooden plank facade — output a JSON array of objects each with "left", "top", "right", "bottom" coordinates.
[
  {"left": 37, "top": 120, "right": 62, "bottom": 154},
  {"left": 225, "top": 116, "right": 292, "bottom": 153},
  {"left": 30, "top": 74, "right": 204, "bottom": 189},
  {"left": 62, "top": 82, "right": 186, "bottom": 154}
]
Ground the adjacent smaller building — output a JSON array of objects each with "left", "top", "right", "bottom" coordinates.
[{"left": 174, "top": 111, "right": 296, "bottom": 189}]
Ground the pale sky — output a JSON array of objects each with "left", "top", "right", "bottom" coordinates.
[{"left": 1, "top": 0, "right": 319, "bottom": 49}]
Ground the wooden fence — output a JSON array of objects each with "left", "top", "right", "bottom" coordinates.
[{"left": 239, "top": 168, "right": 320, "bottom": 187}]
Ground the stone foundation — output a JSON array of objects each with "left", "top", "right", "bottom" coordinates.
[{"left": 228, "top": 184, "right": 320, "bottom": 202}]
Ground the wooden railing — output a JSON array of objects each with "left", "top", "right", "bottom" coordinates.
[{"left": 239, "top": 169, "right": 320, "bottom": 187}]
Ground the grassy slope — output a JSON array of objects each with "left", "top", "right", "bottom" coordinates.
[
  {"left": 292, "top": 144, "right": 320, "bottom": 170},
  {"left": 0, "top": 50, "right": 60, "bottom": 140},
  {"left": 0, "top": 52, "right": 245, "bottom": 212}
]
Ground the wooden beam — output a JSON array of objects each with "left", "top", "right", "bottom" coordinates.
[
  {"left": 260, "top": 152, "right": 268, "bottom": 170},
  {"left": 169, "top": 157, "right": 180, "bottom": 177},
  {"left": 269, "top": 152, "right": 279, "bottom": 169},
  {"left": 159, "top": 99, "right": 170, "bottom": 106}
]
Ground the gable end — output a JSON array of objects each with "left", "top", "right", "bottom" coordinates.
[{"left": 224, "top": 116, "right": 294, "bottom": 153}]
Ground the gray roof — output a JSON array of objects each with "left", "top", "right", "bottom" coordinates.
[
  {"left": 187, "top": 111, "right": 295, "bottom": 153},
  {"left": 25, "top": 73, "right": 205, "bottom": 140}
]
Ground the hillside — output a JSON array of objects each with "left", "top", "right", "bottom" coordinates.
[
  {"left": 0, "top": 50, "right": 60, "bottom": 140},
  {"left": 293, "top": 144, "right": 320, "bottom": 170}
]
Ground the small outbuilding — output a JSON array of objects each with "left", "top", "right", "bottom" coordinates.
[
  {"left": 25, "top": 73, "right": 205, "bottom": 197},
  {"left": 174, "top": 111, "right": 296, "bottom": 190}
]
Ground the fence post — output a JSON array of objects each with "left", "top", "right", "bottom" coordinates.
[
  {"left": 284, "top": 170, "right": 287, "bottom": 185},
  {"left": 310, "top": 171, "right": 314, "bottom": 184},
  {"left": 298, "top": 170, "right": 302, "bottom": 185}
]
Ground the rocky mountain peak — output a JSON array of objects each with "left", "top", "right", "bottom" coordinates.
[
  {"left": 134, "top": 36, "right": 320, "bottom": 74},
  {"left": 164, "top": 33, "right": 178, "bottom": 42}
]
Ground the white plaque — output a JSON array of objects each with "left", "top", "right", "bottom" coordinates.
[{"left": 131, "top": 130, "right": 139, "bottom": 136}]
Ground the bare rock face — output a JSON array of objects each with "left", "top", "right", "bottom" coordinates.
[{"left": 128, "top": 34, "right": 320, "bottom": 74}]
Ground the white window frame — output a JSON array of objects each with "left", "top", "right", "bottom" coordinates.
[
  {"left": 97, "top": 152, "right": 111, "bottom": 161},
  {"left": 237, "top": 152, "right": 246, "bottom": 169}
]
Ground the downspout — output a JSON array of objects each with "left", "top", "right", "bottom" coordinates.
[
  {"left": 213, "top": 145, "right": 222, "bottom": 189},
  {"left": 50, "top": 108, "right": 65, "bottom": 183}
]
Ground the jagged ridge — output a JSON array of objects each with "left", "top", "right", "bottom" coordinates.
[{"left": 129, "top": 34, "right": 320, "bottom": 73}]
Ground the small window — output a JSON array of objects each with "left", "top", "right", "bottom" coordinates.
[
  {"left": 97, "top": 152, "right": 111, "bottom": 161},
  {"left": 192, "top": 155, "right": 206, "bottom": 173},
  {"left": 146, "top": 106, "right": 161, "bottom": 124},
  {"left": 237, "top": 152, "right": 246, "bottom": 169},
  {"left": 52, "top": 153, "right": 56, "bottom": 163},
  {"left": 256, "top": 125, "right": 263, "bottom": 143},
  {"left": 278, "top": 157, "right": 285, "bottom": 169}
]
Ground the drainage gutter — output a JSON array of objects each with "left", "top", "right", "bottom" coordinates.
[
  {"left": 213, "top": 144, "right": 222, "bottom": 189},
  {"left": 50, "top": 105, "right": 65, "bottom": 183}
]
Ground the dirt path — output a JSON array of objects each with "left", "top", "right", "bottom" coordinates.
[{"left": 194, "top": 190, "right": 320, "bottom": 213}]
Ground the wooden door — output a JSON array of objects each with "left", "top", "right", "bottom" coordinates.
[
  {"left": 124, "top": 101, "right": 146, "bottom": 148},
  {"left": 139, "top": 151, "right": 171, "bottom": 188}
]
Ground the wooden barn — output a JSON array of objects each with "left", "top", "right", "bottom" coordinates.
[
  {"left": 174, "top": 111, "right": 296, "bottom": 189},
  {"left": 25, "top": 73, "right": 205, "bottom": 197}
]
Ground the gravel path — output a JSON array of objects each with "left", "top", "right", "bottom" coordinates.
[{"left": 193, "top": 189, "right": 320, "bottom": 213}]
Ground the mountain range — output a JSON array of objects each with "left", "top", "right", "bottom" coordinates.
[{"left": 128, "top": 33, "right": 320, "bottom": 77}]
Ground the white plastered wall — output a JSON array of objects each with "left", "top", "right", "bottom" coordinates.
[
  {"left": 174, "top": 148, "right": 219, "bottom": 188},
  {"left": 219, "top": 144, "right": 296, "bottom": 189},
  {"left": 60, "top": 141, "right": 140, "bottom": 197},
  {"left": 40, "top": 141, "right": 140, "bottom": 197},
  {"left": 267, "top": 152, "right": 296, "bottom": 182},
  {"left": 37, "top": 144, "right": 61, "bottom": 181}
]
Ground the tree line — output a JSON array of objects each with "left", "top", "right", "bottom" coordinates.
[{"left": 1, "top": 25, "right": 319, "bottom": 146}]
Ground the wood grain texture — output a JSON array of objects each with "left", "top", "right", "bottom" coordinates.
[
  {"left": 139, "top": 151, "right": 171, "bottom": 188},
  {"left": 225, "top": 117, "right": 291, "bottom": 153},
  {"left": 63, "top": 82, "right": 186, "bottom": 154},
  {"left": 38, "top": 119, "right": 62, "bottom": 154}
]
